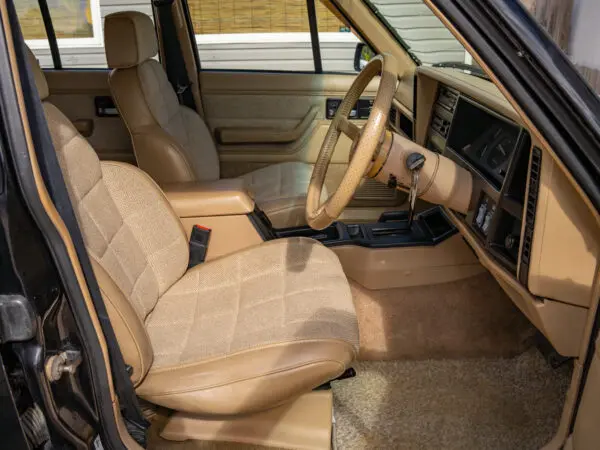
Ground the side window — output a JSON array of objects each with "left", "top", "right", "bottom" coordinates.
[
  {"left": 17, "top": 0, "right": 359, "bottom": 73},
  {"left": 187, "top": 0, "right": 360, "bottom": 73},
  {"left": 316, "top": 1, "right": 360, "bottom": 73},
  {"left": 16, "top": 1, "right": 54, "bottom": 68},
  {"left": 46, "top": 0, "right": 103, "bottom": 68},
  {"left": 17, "top": 1, "right": 151, "bottom": 69}
]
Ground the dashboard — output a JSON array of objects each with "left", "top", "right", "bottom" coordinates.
[
  {"left": 425, "top": 84, "right": 532, "bottom": 280},
  {"left": 412, "top": 67, "right": 599, "bottom": 360}
]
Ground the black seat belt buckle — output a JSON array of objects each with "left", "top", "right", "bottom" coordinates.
[{"left": 188, "top": 225, "right": 211, "bottom": 269}]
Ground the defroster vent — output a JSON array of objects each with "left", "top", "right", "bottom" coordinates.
[{"left": 519, "top": 147, "right": 542, "bottom": 284}]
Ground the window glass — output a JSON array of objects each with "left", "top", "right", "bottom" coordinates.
[
  {"left": 188, "top": 0, "right": 361, "bottom": 72},
  {"left": 362, "top": 0, "right": 470, "bottom": 66},
  {"left": 48, "top": 0, "right": 94, "bottom": 39},
  {"left": 523, "top": 0, "right": 600, "bottom": 95},
  {"left": 18, "top": 0, "right": 149, "bottom": 69},
  {"left": 17, "top": 1, "right": 46, "bottom": 40},
  {"left": 363, "top": 0, "right": 600, "bottom": 94},
  {"left": 18, "top": 0, "right": 361, "bottom": 72},
  {"left": 17, "top": 1, "right": 53, "bottom": 67},
  {"left": 316, "top": 2, "right": 359, "bottom": 73}
]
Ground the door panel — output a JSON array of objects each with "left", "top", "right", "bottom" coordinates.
[
  {"left": 44, "top": 70, "right": 135, "bottom": 164},
  {"left": 200, "top": 71, "right": 379, "bottom": 177},
  {"left": 201, "top": 70, "right": 410, "bottom": 210}
]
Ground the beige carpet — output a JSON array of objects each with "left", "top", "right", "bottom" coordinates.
[
  {"left": 333, "top": 349, "right": 571, "bottom": 450},
  {"left": 352, "top": 273, "right": 536, "bottom": 361}
]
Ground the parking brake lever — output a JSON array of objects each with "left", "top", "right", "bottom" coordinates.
[{"left": 406, "top": 152, "right": 426, "bottom": 229}]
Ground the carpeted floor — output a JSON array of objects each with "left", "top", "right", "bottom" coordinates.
[
  {"left": 332, "top": 349, "right": 571, "bottom": 450},
  {"left": 352, "top": 273, "right": 536, "bottom": 361}
]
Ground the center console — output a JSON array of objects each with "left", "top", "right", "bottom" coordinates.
[{"left": 250, "top": 205, "right": 457, "bottom": 249}]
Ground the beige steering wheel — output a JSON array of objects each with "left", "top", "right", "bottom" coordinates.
[{"left": 306, "top": 54, "right": 400, "bottom": 229}]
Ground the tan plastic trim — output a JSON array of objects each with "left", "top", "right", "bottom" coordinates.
[
  {"left": 0, "top": 2, "right": 140, "bottom": 447},
  {"left": 162, "top": 178, "right": 255, "bottom": 218},
  {"left": 373, "top": 131, "right": 473, "bottom": 214},
  {"left": 446, "top": 209, "right": 587, "bottom": 357},
  {"left": 527, "top": 151, "right": 599, "bottom": 308},
  {"left": 216, "top": 106, "right": 319, "bottom": 145},
  {"left": 333, "top": 233, "right": 484, "bottom": 289},
  {"left": 160, "top": 390, "right": 333, "bottom": 449},
  {"left": 307, "top": 54, "right": 400, "bottom": 229}
]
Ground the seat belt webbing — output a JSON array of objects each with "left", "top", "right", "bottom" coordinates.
[{"left": 153, "top": 0, "right": 198, "bottom": 112}]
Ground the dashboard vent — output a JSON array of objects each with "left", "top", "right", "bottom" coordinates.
[
  {"left": 438, "top": 86, "right": 459, "bottom": 113},
  {"left": 431, "top": 111, "right": 451, "bottom": 139},
  {"left": 519, "top": 147, "right": 542, "bottom": 284}
]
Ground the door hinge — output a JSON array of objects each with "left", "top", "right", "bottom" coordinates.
[{"left": 45, "top": 350, "right": 82, "bottom": 382}]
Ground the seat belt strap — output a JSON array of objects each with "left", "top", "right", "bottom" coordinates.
[{"left": 153, "top": 0, "right": 198, "bottom": 112}]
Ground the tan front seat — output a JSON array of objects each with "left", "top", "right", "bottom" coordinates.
[
  {"left": 27, "top": 48, "right": 358, "bottom": 415},
  {"left": 103, "top": 11, "right": 315, "bottom": 228}
]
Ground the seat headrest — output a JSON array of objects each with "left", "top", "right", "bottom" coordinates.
[
  {"left": 104, "top": 11, "right": 158, "bottom": 69},
  {"left": 26, "top": 46, "right": 49, "bottom": 100}
]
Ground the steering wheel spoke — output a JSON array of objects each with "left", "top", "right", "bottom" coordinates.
[
  {"left": 337, "top": 117, "right": 361, "bottom": 141},
  {"left": 306, "top": 54, "right": 399, "bottom": 230}
]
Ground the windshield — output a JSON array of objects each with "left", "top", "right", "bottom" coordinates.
[
  {"left": 362, "top": 0, "right": 472, "bottom": 67},
  {"left": 362, "top": 0, "right": 600, "bottom": 94}
]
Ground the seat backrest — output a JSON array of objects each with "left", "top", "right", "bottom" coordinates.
[
  {"left": 26, "top": 47, "right": 189, "bottom": 385},
  {"left": 104, "top": 11, "right": 220, "bottom": 185}
]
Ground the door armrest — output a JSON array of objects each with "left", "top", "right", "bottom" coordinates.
[
  {"left": 163, "top": 179, "right": 255, "bottom": 218},
  {"left": 215, "top": 106, "right": 318, "bottom": 145}
]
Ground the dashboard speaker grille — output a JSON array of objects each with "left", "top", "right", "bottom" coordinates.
[{"left": 519, "top": 147, "right": 542, "bottom": 284}]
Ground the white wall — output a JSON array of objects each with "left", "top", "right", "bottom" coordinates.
[{"left": 569, "top": 0, "right": 600, "bottom": 71}]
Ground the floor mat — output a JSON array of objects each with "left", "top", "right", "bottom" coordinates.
[{"left": 332, "top": 349, "right": 571, "bottom": 450}]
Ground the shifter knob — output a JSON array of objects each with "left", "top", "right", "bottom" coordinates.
[{"left": 406, "top": 152, "right": 426, "bottom": 172}]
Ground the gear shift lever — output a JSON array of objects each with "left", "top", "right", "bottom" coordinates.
[{"left": 406, "top": 152, "right": 426, "bottom": 229}]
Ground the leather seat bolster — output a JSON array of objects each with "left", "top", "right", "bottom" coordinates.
[
  {"left": 131, "top": 129, "right": 197, "bottom": 184},
  {"left": 91, "top": 260, "right": 154, "bottom": 386},
  {"left": 136, "top": 340, "right": 356, "bottom": 415}
]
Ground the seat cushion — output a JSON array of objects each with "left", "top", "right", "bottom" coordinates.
[
  {"left": 241, "top": 162, "right": 318, "bottom": 228},
  {"left": 138, "top": 237, "right": 358, "bottom": 415}
]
